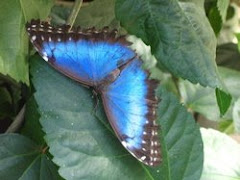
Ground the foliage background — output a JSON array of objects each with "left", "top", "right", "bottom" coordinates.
[{"left": 0, "top": 0, "right": 240, "bottom": 179}]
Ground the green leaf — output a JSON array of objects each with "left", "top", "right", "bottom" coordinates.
[
  {"left": 75, "top": 0, "right": 119, "bottom": 29},
  {"left": 208, "top": 7, "right": 222, "bottom": 35},
  {"left": 31, "top": 55, "right": 203, "bottom": 180},
  {"left": 218, "top": 120, "right": 234, "bottom": 134},
  {"left": 217, "top": 0, "right": 230, "bottom": 22},
  {"left": 20, "top": 97, "right": 45, "bottom": 145},
  {"left": 115, "top": 0, "right": 221, "bottom": 87},
  {"left": 233, "top": 98, "right": 240, "bottom": 133},
  {"left": 0, "top": 133, "right": 61, "bottom": 180},
  {"left": 216, "top": 88, "right": 232, "bottom": 116},
  {"left": 0, "top": 87, "right": 13, "bottom": 118},
  {"left": 200, "top": 128, "right": 240, "bottom": 180},
  {"left": 0, "top": 76, "right": 22, "bottom": 120},
  {"left": 0, "top": 0, "right": 53, "bottom": 84},
  {"left": 236, "top": 33, "right": 240, "bottom": 52}
]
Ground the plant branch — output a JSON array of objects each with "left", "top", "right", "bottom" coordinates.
[
  {"left": 67, "top": 0, "right": 83, "bottom": 29},
  {"left": 5, "top": 104, "right": 26, "bottom": 133}
]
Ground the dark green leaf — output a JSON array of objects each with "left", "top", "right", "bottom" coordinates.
[
  {"left": 215, "top": 88, "right": 232, "bottom": 116},
  {"left": 0, "top": 87, "right": 13, "bottom": 118},
  {"left": 0, "top": 0, "right": 53, "bottom": 84},
  {"left": 31, "top": 55, "right": 203, "bottom": 180},
  {"left": 208, "top": 7, "right": 222, "bottom": 35},
  {"left": 21, "top": 97, "right": 45, "bottom": 145},
  {"left": 0, "top": 134, "right": 61, "bottom": 180},
  {"left": 115, "top": 0, "right": 221, "bottom": 87},
  {"left": 226, "top": 5, "right": 235, "bottom": 20}
]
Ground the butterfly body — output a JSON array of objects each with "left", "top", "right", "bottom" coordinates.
[{"left": 26, "top": 20, "right": 162, "bottom": 166}]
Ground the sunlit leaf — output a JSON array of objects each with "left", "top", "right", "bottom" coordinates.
[{"left": 200, "top": 128, "right": 240, "bottom": 180}]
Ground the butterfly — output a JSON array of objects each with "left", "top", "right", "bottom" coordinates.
[{"left": 26, "top": 19, "right": 162, "bottom": 166}]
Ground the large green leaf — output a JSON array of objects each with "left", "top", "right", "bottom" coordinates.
[
  {"left": 200, "top": 128, "right": 240, "bottom": 180},
  {"left": 0, "top": 133, "right": 61, "bottom": 180},
  {"left": 0, "top": 0, "right": 53, "bottom": 84},
  {"left": 115, "top": 0, "right": 221, "bottom": 87},
  {"left": 31, "top": 55, "right": 203, "bottom": 180}
]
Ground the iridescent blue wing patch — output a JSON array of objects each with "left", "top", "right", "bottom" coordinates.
[
  {"left": 26, "top": 20, "right": 161, "bottom": 166},
  {"left": 101, "top": 59, "right": 162, "bottom": 166},
  {"left": 26, "top": 20, "right": 135, "bottom": 86}
]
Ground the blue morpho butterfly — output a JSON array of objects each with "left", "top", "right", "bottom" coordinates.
[{"left": 26, "top": 19, "right": 161, "bottom": 166}]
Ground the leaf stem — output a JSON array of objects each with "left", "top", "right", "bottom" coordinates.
[
  {"left": 5, "top": 104, "right": 26, "bottom": 133},
  {"left": 67, "top": 0, "right": 83, "bottom": 29}
]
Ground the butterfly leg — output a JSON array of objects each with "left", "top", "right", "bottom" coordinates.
[{"left": 91, "top": 88, "right": 100, "bottom": 113}]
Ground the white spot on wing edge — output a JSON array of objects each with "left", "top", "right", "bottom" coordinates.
[
  {"left": 31, "top": 35, "right": 36, "bottom": 41},
  {"left": 121, "top": 141, "right": 127, "bottom": 148},
  {"left": 141, "top": 156, "right": 146, "bottom": 161},
  {"left": 42, "top": 55, "right": 48, "bottom": 62}
]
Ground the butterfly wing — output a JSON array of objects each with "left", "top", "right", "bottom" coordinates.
[
  {"left": 26, "top": 20, "right": 135, "bottom": 86},
  {"left": 101, "top": 58, "right": 162, "bottom": 166}
]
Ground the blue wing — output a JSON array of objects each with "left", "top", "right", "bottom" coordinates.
[
  {"left": 26, "top": 20, "right": 161, "bottom": 166},
  {"left": 101, "top": 59, "right": 162, "bottom": 166},
  {"left": 26, "top": 20, "right": 135, "bottom": 86}
]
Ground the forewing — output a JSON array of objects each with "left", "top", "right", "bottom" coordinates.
[{"left": 26, "top": 19, "right": 136, "bottom": 85}]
